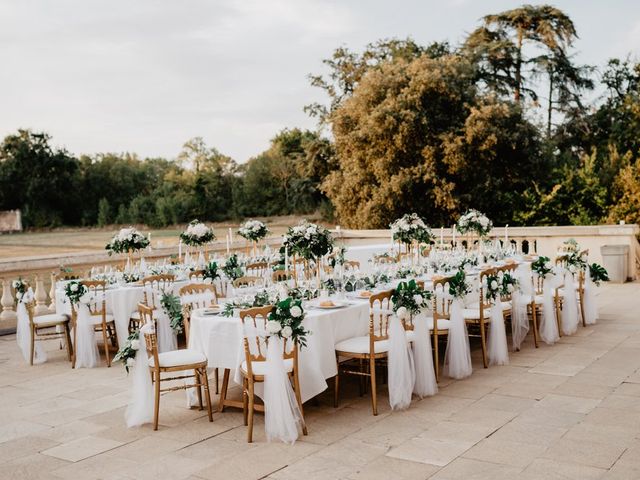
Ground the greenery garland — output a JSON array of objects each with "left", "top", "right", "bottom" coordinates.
[
  {"left": 267, "top": 297, "right": 309, "bottom": 347},
  {"left": 113, "top": 330, "right": 140, "bottom": 373},
  {"left": 531, "top": 256, "right": 553, "bottom": 277},
  {"left": 448, "top": 270, "right": 471, "bottom": 299},
  {"left": 64, "top": 280, "right": 87, "bottom": 304},
  {"left": 589, "top": 263, "right": 609, "bottom": 285},
  {"left": 391, "top": 279, "right": 431, "bottom": 316},
  {"left": 160, "top": 293, "right": 184, "bottom": 334},
  {"left": 203, "top": 261, "right": 220, "bottom": 281}
]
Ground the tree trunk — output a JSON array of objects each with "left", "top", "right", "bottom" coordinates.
[
  {"left": 515, "top": 28, "right": 523, "bottom": 102},
  {"left": 547, "top": 71, "right": 554, "bottom": 138}
]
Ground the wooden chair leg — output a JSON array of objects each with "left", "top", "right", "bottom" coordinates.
[
  {"left": 153, "top": 371, "right": 160, "bottom": 430},
  {"left": 218, "top": 368, "right": 230, "bottom": 413},
  {"left": 64, "top": 323, "right": 73, "bottom": 361},
  {"left": 72, "top": 323, "right": 77, "bottom": 369},
  {"left": 242, "top": 377, "right": 249, "bottom": 426},
  {"left": 531, "top": 304, "right": 539, "bottom": 348},
  {"left": 195, "top": 369, "right": 203, "bottom": 410},
  {"left": 247, "top": 379, "right": 255, "bottom": 443},
  {"left": 555, "top": 297, "right": 563, "bottom": 337},
  {"left": 201, "top": 367, "right": 213, "bottom": 422},
  {"left": 580, "top": 293, "right": 586, "bottom": 327},
  {"left": 433, "top": 330, "right": 440, "bottom": 383},
  {"left": 293, "top": 370, "right": 307, "bottom": 435},
  {"left": 334, "top": 354, "right": 340, "bottom": 408},
  {"left": 214, "top": 368, "right": 219, "bottom": 395},
  {"left": 369, "top": 356, "right": 378, "bottom": 416},
  {"left": 102, "top": 326, "right": 111, "bottom": 367},
  {"left": 479, "top": 320, "right": 488, "bottom": 368}
]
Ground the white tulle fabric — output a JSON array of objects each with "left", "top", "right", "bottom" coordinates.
[
  {"left": 126, "top": 322, "right": 154, "bottom": 427},
  {"left": 511, "top": 264, "right": 532, "bottom": 350},
  {"left": 74, "top": 303, "right": 100, "bottom": 368},
  {"left": 387, "top": 315, "right": 415, "bottom": 410},
  {"left": 16, "top": 289, "right": 47, "bottom": 364},
  {"left": 244, "top": 320, "right": 304, "bottom": 444},
  {"left": 561, "top": 270, "right": 579, "bottom": 335},
  {"left": 411, "top": 313, "right": 438, "bottom": 397},
  {"left": 583, "top": 268, "right": 598, "bottom": 325},
  {"left": 443, "top": 298, "right": 473, "bottom": 379},
  {"left": 153, "top": 305, "right": 177, "bottom": 353},
  {"left": 488, "top": 298, "right": 509, "bottom": 365},
  {"left": 539, "top": 272, "right": 560, "bottom": 345}
]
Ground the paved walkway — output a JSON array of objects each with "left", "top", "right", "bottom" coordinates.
[{"left": 1, "top": 282, "right": 639, "bottom": 479}]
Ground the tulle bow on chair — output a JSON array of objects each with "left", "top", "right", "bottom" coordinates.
[{"left": 443, "top": 297, "right": 473, "bottom": 379}]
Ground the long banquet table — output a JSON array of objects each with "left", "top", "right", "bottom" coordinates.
[{"left": 188, "top": 300, "right": 371, "bottom": 402}]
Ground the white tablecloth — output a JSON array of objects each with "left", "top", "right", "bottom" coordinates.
[
  {"left": 56, "top": 280, "right": 188, "bottom": 343},
  {"left": 188, "top": 300, "right": 371, "bottom": 402}
]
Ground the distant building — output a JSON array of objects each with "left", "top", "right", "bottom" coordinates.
[{"left": 0, "top": 210, "right": 22, "bottom": 232}]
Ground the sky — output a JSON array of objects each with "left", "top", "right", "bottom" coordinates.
[{"left": 1, "top": 0, "right": 639, "bottom": 163}]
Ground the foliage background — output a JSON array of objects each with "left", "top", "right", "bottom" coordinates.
[{"left": 1, "top": 5, "right": 640, "bottom": 230}]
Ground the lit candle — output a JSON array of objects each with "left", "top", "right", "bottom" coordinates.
[
  {"left": 178, "top": 239, "right": 182, "bottom": 260},
  {"left": 505, "top": 224, "right": 509, "bottom": 244},
  {"left": 452, "top": 225, "right": 456, "bottom": 245},
  {"left": 226, "top": 233, "right": 230, "bottom": 254},
  {"left": 440, "top": 227, "right": 444, "bottom": 245},
  {"left": 284, "top": 245, "right": 289, "bottom": 273},
  {"left": 228, "top": 227, "right": 233, "bottom": 247}
]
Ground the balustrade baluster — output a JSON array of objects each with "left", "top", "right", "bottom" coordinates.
[
  {"left": 34, "top": 275, "right": 49, "bottom": 315},
  {"left": 0, "top": 278, "right": 17, "bottom": 326}
]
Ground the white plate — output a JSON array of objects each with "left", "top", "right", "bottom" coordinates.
[
  {"left": 312, "top": 301, "right": 349, "bottom": 309},
  {"left": 201, "top": 308, "right": 222, "bottom": 316}
]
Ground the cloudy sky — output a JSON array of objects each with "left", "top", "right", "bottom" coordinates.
[{"left": 1, "top": 0, "right": 639, "bottom": 162}]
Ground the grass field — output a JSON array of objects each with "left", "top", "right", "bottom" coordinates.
[{"left": 0, "top": 215, "right": 327, "bottom": 260}]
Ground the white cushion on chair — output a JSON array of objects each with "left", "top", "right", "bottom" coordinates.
[
  {"left": 148, "top": 349, "right": 207, "bottom": 368},
  {"left": 241, "top": 358, "right": 294, "bottom": 376},
  {"left": 335, "top": 336, "right": 389, "bottom": 354},
  {"left": 33, "top": 313, "right": 69, "bottom": 325},
  {"left": 426, "top": 317, "right": 451, "bottom": 331}
]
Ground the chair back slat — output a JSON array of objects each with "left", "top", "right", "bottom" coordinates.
[
  {"left": 141, "top": 274, "right": 175, "bottom": 309},
  {"left": 369, "top": 290, "right": 393, "bottom": 342}
]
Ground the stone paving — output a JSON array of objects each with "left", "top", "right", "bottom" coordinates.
[{"left": 1, "top": 282, "right": 639, "bottom": 479}]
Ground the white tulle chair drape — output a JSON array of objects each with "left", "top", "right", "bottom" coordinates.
[
  {"left": 488, "top": 297, "right": 509, "bottom": 366},
  {"left": 126, "top": 322, "right": 154, "bottom": 427},
  {"left": 443, "top": 298, "right": 473, "bottom": 379},
  {"left": 538, "top": 271, "right": 561, "bottom": 345},
  {"left": 411, "top": 314, "right": 438, "bottom": 398},
  {"left": 243, "top": 320, "right": 304, "bottom": 444},
  {"left": 74, "top": 302, "right": 100, "bottom": 369},
  {"left": 511, "top": 264, "right": 532, "bottom": 350},
  {"left": 16, "top": 288, "right": 47, "bottom": 364},
  {"left": 561, "top": 270, "right": 579, "bottom": 336},
  {"left": 387, "top": 315, "right": 415, "bottom": 410}
]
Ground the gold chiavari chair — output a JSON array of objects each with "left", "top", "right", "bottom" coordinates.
[
  {"left": 139, "top": 303, "right": 213, "bottom": 431},
  {"left": 233, "top": 276, "right": 263, "bottom": 288},
  {"left": 25, "top": 290, "right": 73, "bottom": 365},
  {"left": 129, "top": 274, "right": 175, "bottom": 333},
  {"left": 74, "top": 280, "right": 118, "bottom": 367},
  {"left": 462, "top": 268, "right": 495, "bottom": 368},
  {"left": 245, "top": 261, "right": 269, "bottom": 277},
  {"left": 239, "top": 305, "right": 307, "bottom": 442},
  {"left": 373, "top": 254, "right": 397, "bottom": 265},
  {"left": 334, "top": 290, "right": 394, "bottom": 415},
  {"left": 188, "top": 269, "right": 206, "bottom": 282},
  {"left": 430, "top": 276, "right": 453, "bottom": 382},
  {"left": 343, "top": 260, "right": 360, "bottom": 270},
  {"left": 178, "top": 283, "right": 219, "bottom": 391},
  {"left": 272, "top": 270, "right": 293, "bottom": 283}
]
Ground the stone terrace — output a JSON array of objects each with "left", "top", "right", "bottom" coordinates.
[{"left": 1, "top": 282, "right": 639, "bottom": 480}]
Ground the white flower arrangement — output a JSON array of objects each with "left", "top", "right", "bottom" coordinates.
[
  {"left": 238, "top": 220, "right": 269, "bottom": 242},
  {"left": 283, "top": 221, "right": 334, "bottom": 260},
  {"left": 390, "top": 213, "right": 434, "bottom": 245},
  {"left": 456, "top": 209, "right": 493, "bottom": 238},
  {"left": 180, "top": 220, "right": 215, "bottom": 247},
  {"left": 106, "top": 227, "right": 150, "bottom": 254}
]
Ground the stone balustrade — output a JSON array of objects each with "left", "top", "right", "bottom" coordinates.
[{"left": 0, "top": 224, "right": 638, "bottom": 332}]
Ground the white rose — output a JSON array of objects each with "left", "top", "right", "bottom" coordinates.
[
  {"left": 507, "top": 284, "right": 514, "bottom": 293},
  {"left": 413, "top": 294, "right": 423, "bottom": 305},
  {"left": 266, "top": 320, "right": 281, "bottom": 334},
  {"left": 131, "top": 339, "right": 140, "bottom": 351},
  {"left": 569, "top": 265, "right": 576, "bottom": 273},
  {"left": 70, "top": 283, "right": 79, "bottom": 292},
  {"left": 491, "top": 280, "right": 498, "bottom": 290},
  {"left": 281, "top": 326, "right": 293, "bottom": 338},
  {"left": 126, "top": 358, "right": 136, "bottom": 368},
  {"left": 396, "top": 306, "right": 408, "bottom": 319},
  {"left": 290, "top": 305, "right": 302, "bottom": 318},
  {"left": 12, "top": 280, "right": 20, "bottom": 289}
]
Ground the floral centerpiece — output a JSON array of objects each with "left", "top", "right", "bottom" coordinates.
[
  {"left": 106, "top": 227, "right": 150, "bottom": 255},
  {"left": 222, "top": 254, "right": 244, "bottom": 281},
  {"left": 565, "top": 251, "right": 587, "bottom": 273},
  {"left": 238, "top": 220, "right": 269, "bottom": 242},
  {"left": 266, "top": 297, "right": 309, "bottom": 347},
  {"left": 283, "top": 221, "right": 334, "bottom": 261},
  {"left": 203, "top": 261, "right": 220, "bottom": 282},
  {"left": 390, "top": 213, "right": 434, "bottom": 245},
  {"left": 456, "top": 209, "right": 493, "bottom": 238},
  {"left": 221, "top": 288, "right": 278, "bottom": 317},
  {"left": 391, "top": 280, "right": 431, "bottom": 319},
  {"left": 180, "top": 220, "right": 215, "bottom": 247},
  {"left": 561, "top": 238, "right": 579, "bottom": 253}
]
